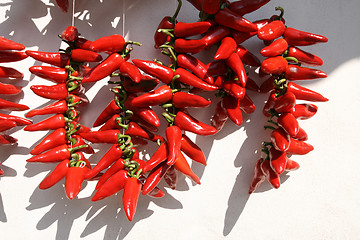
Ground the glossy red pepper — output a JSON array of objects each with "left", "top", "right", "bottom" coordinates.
[
  {"left": 215, "top": 8, "right": 258, "bottom": 32},
  {"left": 273, "top": 91, "right": 296, "bottom": 113},
  {"left": 177, "top": 54, "right": 214, "bottom": 84},
  {"left": 174, "top": 152, "right": 201, "bottom": 184},
  {"left": 165, "top": 125, "right": 183, "bottom": 165},
  {"left": 30, "top": 83, "right": 68, "bottom": 100},
  {"left": 24, "top": 114, "right": 66, "bottom": 131},
  {"left": 154, "top": 17, "right": 175, "bottom": 49},
  {"left": 98, "top": 114, "right": 121, "bottom": 131},
  {"left": 125, "top": 122, "right": 164, "bottom": 142},
  {"left": 61, "top": 26, "right": 78, "bottom": 41},
  {"left": 0, "top": 98, "right": 28, "bottom": 111},
  {"left": 142, "top": 142, "right": 169, "bottom": 173},
  {"left": 0, "top": 51, "right": 28, "bottom": 63},
  {"left": 231, "top": 19, "right": 269, "bottom": 44},
  {"left": 172, "top": 92, "right": 211, "bottom": 108},
  {"left": 0, "top": 134, "right": 17, "bottom": 144},
  {"left": 214, "top": 37, "right": 237, "bottom": 61},
  {"left": 29, "top": 66, "right": 69, "bottom": 84},
  {"left": 142, "top": 162, "right": 170, "bottom": 195},
  {"left": 119, "top": 62, "right": 142, "bottom": 83},
  {"left": 39, "top": 159, "right": 69, "bottom": 189},
  {"left": 293, "top": 127, "right": 308, "bottom": 141},
  {"left": 0, "top": 66, "right": 24, "bottom": 78},
  {"left": 122, "top": 177, "right": 142, "bottom": 221},
  {"left": 283, "top": 27, "right": 328, "bottom": 46},
  {"left": 0, "top": 36, "right": 24, "bottom": 50},
  {"left": 125, "top": 95, "right": 161, "bottom": 127},
  {"left": 211, "top": 100, "right": 228, "bottom": 132},
  {"left": 70, "top": 49, "right": 102, "bottom": 62},
  {"left": 55, "top": 0, "right": 69, "bottom": 12},
  {"left": 261, "top": 56, "right": 288, "bottom": 75},
  {"left": 277, "top": 113, "right": 299, "bottom": 137},
  {"left": 90, "top": 34, "right": 125, "bottom": 53},
  {"left": 0, "top": 119, "right": 17, "bottom": 132},
  {"left": 285, "top": 65, "right": 327, "bottom": 80},
  {"left": 286, "top": 46, "right": 323, "bottom": 66},
  {"left": 30, "top": 128, "right": 67, "bottom": 155},
  {"left": 271, "top": 128, "right": 290, "bottom": 152},
  {"left": 26, "top": 144, "right": 86, "bottom": 163},
  {"left": 94, "top": 158, "right": 126, "bottom": 189},
  {"left": 225, "top": 52, "right": 247, "bottom": 87},
  {"left": 248, "top": 158, "right": 266, "bottom": 194},
  {"left": 222, "top": 95, "right": 243, "bottom": 125},
  {"left": 269, "top": 147, "right": 288, "bottom": 174},
  {"left": 174, "top": 21, "right": 212, "bottom": 38},
  {"left": 174, "top": 38, "right": 207, "bottom": 54},
  {"left": 229, "top": 0, "right": 271, "bottom": 16},
  {"left": 285, "top": 159, "right": 300, "bottom": 171},
  {"left": 85, "top": 144, "right": 123, "bottom": 180},
  {"left": 174, "top": 111, "right": 217, "bottom": 135},
  {"left": 260, "top": 38, "right": 288, "bottom": 57},
  {"left": 163, "top": 165, "right": 177, "bottom": 189},
  {"left": 290, "top": 103, "right": 318, "bottom": 119},
  {"left": 260, "top": 159, "right": 280, "bottom": 189},
  {"left": 287, "top": 138, "right": 314, "bottom": 155},
  {"left": 257, "top": 20, "right": 286, "bottom": 41},
  {"left": 287, "top": 82, "right": 328, "bottom": 102},
  {"left": 82, "top": 53, "right": 125, "bottom": 83},
  {"left": 65, "top": 165, "right": 89, "bottom": 199},
  {"left": 180, "top": 134, "right": 206, "bottom": 166},
  {"left": 93, "top": 99, "right": 120, "bottom": 127},
  {"left": 74, "top": 37, "right": 92, "bottom": 50},
  {"left": 235, "top": 45, "right": 261, "bottom": 67},
  {"left": 222, "top": 78, "right": 246, "bottom": 99},
  {"left": 26, "top": 100, "right": 68, "bottom": 118},
  {"left": 25, "top": 50, "right": 70, "bottom": 67},
  {"left": 174, "top": 68, "right": 218, "bottom": 91},
  {"left": 0, "top": 113, "right": 32, "bottom": 125},
  {"left": 239, "top": 93, "right": 255, "bottom": 114},
  {"left": 0, "top": 82, "right": 22, "bottom": 95},
  {"left": 130, "top": 85, "right": 173, "bottom": 107},
  {"left": 79, "top": 129, "right": 120, "bottom": 144},
  {"left": 132, "top": 59, "right": 174, "bottom": 84}
]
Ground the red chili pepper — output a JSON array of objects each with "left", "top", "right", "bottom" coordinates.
[
  {"left": 290, "top": 103, "right": 318, "bottom": 119},
  {"left": 269, "top": 147, "right": 289, "bottom": 174},
  {"left": 26, "top": 100, "right": 68, "bottom": 118},
  {"left": 55, "top": 0, "right": 69, "bottom": 12},
  {"left": 273, "top": 91, "right": 296, "bottom": 113},
  {"left": 0, "top": 82, "right": 22, "bottom": 95},
  {"left": 0, "top": 119, "right": 17, "bottom": 132},
  {"left": 287, "top": 82, "right": 328, "bottom": 102},
  {"left": 222, "top": 78, "right": 246, "bottom": 99},
  {"left": 271, "top": 128, "right": 290, "bottom": 152},
  {"left": 260, "top": 159, "right": 280, "bottom": 189},
  {"left": 180, "top": 134, "right": 206, "bottom": 166},
  {"left": 74, "top": 37, "right": 92, "bottom": 50},
  {"left": 174, "top": 111, "right": 217, "bottom": 135},
  {"left": 174, "top": 38, "right": 207, "bottom": 54},
  {"left": 26, "top": 144, "right": 86, "bottom": 163},
  {"left": 174, "top": 21, "right": 212, "bottom": 38},
  {"left": 0, "top": 113, "right": 32, "bottom": 125},
  {"left": 132, "top": 59, "right": 174, "bottom": 84},
  {"left": 285, "top": 159, "right": 300, "bottom": 171},
  {"left": 177, "top": 54, "right": 214, "bottom": 84},
  {"left": 79, "top": 129, "right": 120, "bottom": 144},
  {"left": 39, "top": 159, "right": 69, "bottom": 190},
  {"left": 130, "top": 85, "right": 173, "bottom": 107},
  {"left": 90, "top": 34, "right": 125, "bottom": 53},
  {"left": 222, "top": 95, "right": 243, "bottom": 125},
  {"left": 257, "top": 20, "right": 286, "bottom": 41},
  {"left": 143, "top": 142, "right": 169, "bottom": 173},
  {"left": 286, "top": 46, "right": 323, "bottom": 66},
  {"left": 0, "top": 98, "right": 28, "bottom": 111},
  {"left": 202, "top": 26, "right": 232, "bottom": 48},
  {"left": 29, "top": 66, "right": 69, "bottom": 84},
  {"left": 235, "top": 45, "right": 261, "bottom": 67},
  {"left": 125, "top": 122, "right": 165, "bottom": 142},
  {"left": 0, "top": 51, "right": 28, "bottom": 63},
  {"left": 285, "top": 65, "right": 327, "bottom": 80},
  {"left": 93, "top": 99, "right": 120, "bottom": 127},
  {"left": 24, "top": 114, "right": 66, "bottom": 131},
  {"left": 61, "top": 26, "right": 78, "bottom": 42},
  {"left": 261, "top": 56, "right": 288, "bottom": 75},
  {"left": 154, "top": 17, "right": 175, "bottom": 49},
  {"left": 231, "top": 19, "right": 269, "bottom": 44},
  {"left": 248, "top": 158, "right": 266, "bottom": 194},
  {"left": 287, "top": 138, "right": 314, "bottom": 155},
  {"left": 0, "top": 134, "right": 17, "bottom": 144},
  {"left": 125, "top": 95, "right": 161, "bottom": 127},
  {"left": 172, "top": 92, "right": 211, "bottom": 108},
  {"left": 260, "top": 38, "right": 288, "bottom": 57},
  {"left": 174, "top": 68, "right": 218, "bottom": 91},
  {"left": 98, "top": 114, "right": 121, "bottom": 131},
  {"left": 69, "top": 134, "right": 95, "bottom": 154},
  {"left": 123, "top": 177, "right": 142, "bottom": 221},
  {"left": 174, "top": 152, "right": 201, "bottom": 184},
  {"left": 119, "top": 62, "right": 142, "bottom": 83},
  {"left": 239, "top": 93, "right": 255, "bottom": 114},
  {"left": 0, "top": 36, "right": 25, "bottom": 50},
  {"left": 94, "top": 158, "right": 125, "bottom": 189},
  {"left": 226, "top": 52, "right": 247, "bottom": 87},
  {"left": 30, "top": 128, "right": 67, "bottom": 155},
  {"left": 25, "top": 50, "right": 70, "bottom": 67},
  {"left": 165, "top": 125, "right": 183, "bottom": 165},
  {"left": 0, "top": 66, "right": 24, "bottom": 79},
  {"left": 214, "top": 37, "right": 237, "bottom": 61},
  {"left": 65, "top": 165, "right": 89, "bottom": 199},
  {"left": 277, "top": 113, "right": 299, "bottom": 137},
  {"left": 229, "top": 0, "right": 271, "bottom": 16},
  {"left": 211, "top": 100, "right": 228, "bottom": 132},
  {"left": 293, "top": 127, "right": 308, "bottom": 141},
  {"left": 30, "top": 83, "right": 68, "bottom": 100},
  {"left": 70, "top": 49, "right": 102, "bottom": 62},
  {"left": 206, "top": 60, "right": 228, "bottom": 76},
  {"left": 142, "top": 162, "right": 170, "bottom": 195},
  {"left": 82, "top": 53, "right": 125, "bottom": 83},
  {"left": 85, "top": 144, "right": 123, "bottom": 180},
  {"left": 283, "top": 27, "right": 328, "bottom": 46},
  {"left": 215, "top": 8, "right": 257, "bottom": 32}
]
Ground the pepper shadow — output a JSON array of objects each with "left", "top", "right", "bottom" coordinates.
[{"left": 0, "top": 192, "right": 6, "bottom": 222}]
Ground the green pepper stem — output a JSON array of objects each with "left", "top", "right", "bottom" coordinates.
[{"left": 171, "top": 0, "right": 182, "bottom": 22}]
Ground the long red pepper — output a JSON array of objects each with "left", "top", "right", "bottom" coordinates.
[
  {"left": 248, "top": 158, "right": 266, "bottom": 194},
  {"left": 142, "top": 162, "right": 170, "bottom": 195},
  {"left": 93, "top": 99, "right": 121, "bottom": 127},
  {"left": 90, "top": 34, "right": 125, "bottom": 53},
  {"left": 174, "top": 68, "right": 218, "bottom": 91},
  {"left": 222, "top": 95, "right": 243, "bottom": 126},
  {"left": 119, "top": 62, "right": 142, "bottom": 83},
  {"left": 0, "top": 82, "right": 22, "bottom": 95},
  {"left": 174, "top": 21, "right": 212, "bottom": 38},
  {"left": 0, "top": 36, "right": 25, "bottom": 50},
  {"left": 130, "top": 85, "right": 173, "bottom": 107},
  {"left": 25, "top": 50, "right": 70, "bottom": 67},
  {"left": 285, "top": 65, "right": 327, "bottom": 80},
  {"left": 65, "top": 165, "right": 90, "bottom": 199},
  {"left": 79, "top": 130, "right": 120, "bottom": 144},
  {"left": 283, "top": 27, "right": 328, "bottom": 46},
  {"left": 26, "top": 144, "right": 86, "bottom": 163},
  {"left": 269, "top": 147, "right": 289, "bottom": 174},
  {"left": 290, "top": 103, "right": 318, "bottom": 119},
  {"left": 0, "top": 98, "right": 29, "bottom": 111},
  {"left": 277, "top": 113, "right": 299, "bottom": 137},
  {"left": 286, "top": 139, "right": 314, "bottom": 155},
  {"left": 202, "top": 26, "right": 231, "bottom": 47},
  {"left": 92, "top": 169, "right": 129, "bottom": 201},
  {"left": 163, "top": 165, "right": 177, "bottom": 189},
  {"left": 286, "top": 46, "right": 323, "bottom": 66},
  {"left": 122, "top": 177, "right": 142, "bottom": 221},
  {"left": 231, "top": 19, "right": 269, "bottom": 44},
  {"left": 0, "top": 119, "right": 17, "bottom": 132},
  {"left": 273, "top": 91, "right": 296, "bottom": 113},
  {"left": 260, "top": 38, "right": 288, "bottom": 57},
  {"left": 132, "top": 59, "right": 174, "bottom": 84},
  {"left": 211, "top": 101, "right": 228, "bottom": 132},
  {"left": 229, "top": 0, "right": 271, "bottom": 16},
  {"left": 24, "top": 114, "right": 66, "bottom": 131},
  {"left": 95, "top": 158, "right": 126, "bottom": 189},
  {"left": 177, "top": 54, "right": 214, "bottom": 84},
  {"left": 174, "top": 38, "right": 207, "bottom": 54},
  {"left": 30, "top": 84, "right": 69, "bottom": 100},
  {"left": 174, "top": 111, "right": 217, "bottom": 135},
  {"left": 180, "top": 135, "right": 207, "bottom": 166},
  {"left": 29, "top": 66, "right": 69, "bottom": 84},
  {"left": 271, "top": 128, "right": 290, "bottom": 152},
  {"left": 172, "top": 92, "right": 211, "bottom": 108},
  {"left": 215, "top": 37, "right": 237, "bottom": 61},
  {"left": 70, "top": 49, "right": 102, "bottom": 62},
  {"left": 226, "top": 52, "right": 247, "bottom": 87},
  {"left": 125, "top": 95, "right": 161, "bottom": 127},
  {"left": 39, "top": 159, "right": 70, "bottom": 190},
  {"left": 260, "top": 159, "right": 280, "bottom": 189},
  {"left": 0, "top": 134, "right": 17, "bottom": 144},
  {"left": 222, "top": 79, "right": 246, "bottom": 99},
  {"left": 0, "top": 113, "right": 32, "bottom": 125},
  {"left": 30, "top": 128, "right": 67, "bottom": 155},
  {"left": 142, "top": 142, "right": 169, "bottom": 173},
  {"left": 166, "top": 125, "right": 182, "bottom": 165},
  {"left": 125, "top": 122, "right": 164, "bottom": 142},
  {"left": 26, "top": 100, "right": 68, "bottom": 118},
  {"left": 287, "top": 82, "right": 328, "bottom": 102},
  {"left": 174, "top": 152, "right": 201, "bottom": 184}
]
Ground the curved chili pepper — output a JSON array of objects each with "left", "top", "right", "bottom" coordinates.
[
  {"left": 90, "top": 34, "right": 125, "bottom": 53},
  {"left": 257, "top": 20, "right": 286, "bottom": 41},
  {"left": 30, "top": 128, "right": 67, "bottom": 155},
  {"left": 293, "top": 127, "right": 308, "bottom": 141},
  {"left": 92, "top": 169, "right": 129, "bottom": 201},
  {"left": 277, "top": 113, "right": 299, "bottom": 137},
  {"left": 0, "top": 98, "right": 28, "bottom": 111},
  {"left": 177, "top": 54, "right": 214, "bottom": 84},
  {"left": 26, "top": 100, "right": 68, "bottom": 118},
  {"left": 174, "top": 111, "right": 217, "bottom": 135},
  {"left": 174, "top": 21, "right": 212, "bottom": 38},
  {"left": 283, "top": 27, "right": 328, "bottom": 46},
  {"left": 206, "top": 60, "right": 228, "bottom": 76},
  {"left": 0, "top": 112, "right": 32, "bottom": 125},
  {"left": 143, "top": 142, "right": 169, "bottom": 173},
  {"left": 180, "top": 134, "right": 206, "bottom": 166},
  {"left": 79, "top": 130, "right": 120, "bottom": 144},
  {"left": 26, "top": 144, "right": 86, "bottom": 163},
  {"left": 214, "top": 37, "right": 237, "bottom": 61},
  {"left": 122, "top": 177, "right": 142, "bottom": 221},
  {"left": 130, "top": 85, "right": 173, "bottom": 107},
  {"left": 285, "top": 159, "right": 300, "bottom": 171},
  {"left": 285, "top": 65, "right": 327, "bottom": 80},
  {"left": 65, "top": 165, "right": 89, "bottom": 200},
  {"left": 287, "top": 138, "right": 314, "bottom": 155},
  {"left": 286, "top": 46, "right": 323, "bottom": 66},
  {"left": 273, "top": 91, "right": 296, "bottom": 113},
  {"left": 0, "top": 51, "right": 28, "bottom": 63},
  {"left": 119, "top": 62, "right": 142, "bottom": 83},
  {"left": 93, "top": 99, "right": 120, "bottom": 127},
  {"left": 239, "top": 93, "right": 255, "bottom": 114},
  {"left": 95, "top": 158, "right": 126, "bottom": 189},
  {"left": 202, "top": 25, "right": 231, "bottom": 47},
  {"left": 222, "top": 95, "right": 243, "bottom": 126},
  {"left": 222, "top": 78, "right": 246, "bottom": 99},
  {"left": 142, "top": 162, "right": 170, "bottom": 195},
  {"left": 271, "top": 128, "right": 290, "bottom": 152},
  {"left": 174, "top": 38, "right": 207, "bottom": 54},
  {"left": 269, "top": 147, "right": 289, "bottom": 174},
  {"left": 125, "top": 122, "right": 164, "bottom": 142},
  {"left": 174, "top": 68, "right": 218, "bottom": 91},
  {"left": 82, "top": 53, "right": 125, "bottom": 83},
  {"left": 248, "top": 158, "right": 266, "bottom": 194},
  {"left": 25, "top": 50, "right": 70, "bottom": 67},
  {"left": 236, "top": 45, "right": 261, "bottom": 67},
  {"left": 226, "top": 52, "right": 247, "bottom": 87},
  {"left": 261, "top": 56, "right": 288, "bottom": 75},
  {"left": 38, "top": 159, "right": 69, "bottom": 190},
  {"left": 85, "top": 144, "right": 123, "bottom": 180},
  {"left": 24, "top": 114, "right": 66, "bottom": 131},
  {"left": 70, "top": 49, "right": 102, "bottom": 62},
  {"left": 287, "top": 82, "right": 328, "bottom": 102},
  {"left": 174, "top": 152, "right": 201, "bottom": 184},
  {"left": 260, "top": 159, "right": 280, "bottom": 189},
  {"left": 132, "top": 59, "right": 174, "bottom": 84},
  {"left": 290, "top": 103, "right": 318, "bottom": 119},
  {"left": 165, "top": 125, "right": 182, "bottom": 166},
  {"left": 229, "top": 0, "right": 271, "bottom": 16},
  {"left": 0, "top": 119, "right": 17, "bottom": 132},
  {"left": 123, "top": 75, "right": 160, "bottom": 93},
  {"left": 215, "top": 8, "right": 258, "bottom": 32},
  {"left": 172, "top": 92, "right": 211, "bottom": 108},
  {"left": 0, "top": 82, "right": 22, "bottom": 95},
  {"left": 0, "top": 134, "right": 17, "bottom": 144},
  {"left": 0, "top": 66, "right": 24, "bottom": 78},
  {"left": 260, "top": 38, "right": 288, "bottom": 57},
  {"left": 30, "top": 83, "right": 68, "bottom": 100},
  {"left": 211, "top": 100, "right": 228, "bottom": 131}
]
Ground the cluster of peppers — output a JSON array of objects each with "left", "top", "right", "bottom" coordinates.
[
  {"left": 0, "top": 36, "right": 31, "bottom": 175},
  {"left": 247, "top": 6, "right": 328, "bottom": 193}
]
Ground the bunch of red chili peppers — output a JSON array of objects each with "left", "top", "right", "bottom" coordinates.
[{"left": 0, "top": 36, "right": 30, "bottom": 175}]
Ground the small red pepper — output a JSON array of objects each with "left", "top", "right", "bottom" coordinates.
[
  {"left": 222, "top": 78, "right": 246, "bottom": 99},
  {"left": 225, "top": 52, "right": 247, "bottom": 87},
  {"left": 174, "top": 21, "right": 212, "bottom": 38},
  {"left": 260, "top": 38, "right": 288, "bottom": 57},
  {"left": 90, "top": 34, "right": 125, "bottom": 53},
  {"left": 287, "top": 82, "right": 328, "bottom": 102},
  {"left": 0, "top": 36, "right": 25, "bottom": 50},
  {"left": 174, "top": 152, "right": 201, "bottom": 184},
  {"left": 93, "top": 99, "right": 120, "bottom": 127},
  {"left": 271, "top": 128, "right": 290, "bottom": 152},
  {"left": 231, "top": 19, "right": 270, "bottom": 44},
  {"left": 74, "top": 37, "right": 92, "bottom": 50},
  {"left": 0, "top": 51, "right": 28, "bottom": 63},
  {"left": 286, "top": 46, "right": 323, "bottom": 66},
  {"left": 24, "top": 114, "right": 66, "bottom": 132},
  {"left": 257, "top": 20, "right": 286, "bottom": 41},
  {"left": 211, "top": 100, "right": 228, "bottom": 132},
  {"left": 30, "top": 128, "right": 67, "bottom": 155},
  {"left": 261, "top": 56, "right": 288, "bottom": 75},
  {"left": 269, "top": 147, "right": 289, "bottom": 174},
  {"left": 229, "top": 0, "right": 271, "bottom": 16},
  {"left": 142, "top": 162, "right": 170, "bottom": 195},
  {"left": 287, "top": 138, "right": 314, "bottom": 155},
  {"left": 132, "top": 59, "right": 174, "bottom": 84},
  {"left": 277, "top": 113, "right": 299, "bottom": 137},
  {"left": 174, "top": 111, "right": 217, "bottom": 135},
  {"left": 142, "top": 142, "right": 168, "bottom": 173},
  {"left": 25, "top": 50, "right": 70, "bottom": 67},
  {"left": 222, "top": 95, "right": 243, "bottom": 126},
  {"left": 0, "top": 112, "right": 32, "bottom": 125},
  {"left": 125, "top": 95, "right": 161, "bottom": 127},
  {"left": 95, "top": 158, "right": 126, "bottom": 190},
  {"left": 285, "top": 159, "right": 300, "bottom": 171},
  {"left": 0, "top": 66, "right": 24, "bottom": 79},
  {"left": 260, "top": 159, "right": 280, "bottom": 189},
  {"left": 92, "top": 169, "right": 129, "bottom": 201},
  {"left": 122, "top": 177, "right": 142, "bottom": 221},
  {"left": 0, "top": 119, "right": 17, "bottom": 132},
  {"left": 293, "top": 127, "right": 308, "bottom": 141},
  {"left": 0, "top": 98, "right": 29, "bottom": 111},
  {"left": 0, "top": 82, "right": 22, "bottom": 95},
  {"left": 154, "top": 16, "right": 175, "bottom": 49},
  {"left": 30, "top": 83, "right": 69, "bottom": 100},
  {"left": 248, "top": 158, "right": 266, "bottom": 194},
  {"left": 69, "top": 134, "right": 95, "bottom": 154},
  {"left": 172, "top": 92, "right": 211, "bottom": 108},
  {"left": 29, "top": 66, "right": 69, "bottom": 84},
  {"left": 166, "top": 125, "right": 183, "bottom": 165},
  {"left": 130, "top": 85, "right": 173, "bottom": 107},
  {"left": 61, "top": 26, "right": 78, "bottom": 42},
  {"left": 180, "top": 134, "right": 206, "bottom": 166},
  {"left": 202, "top": 26, "right": 231, "bottom": 47},
  {"left": 65, "top": 165, "right": 90, "bottom": 199},
  {"left": 174, "top": 68, "right": 218, "bottom": 91},
  {"left": 39, "top": 159, "right": 69, "bottom": 190},
  {"left": 79, "top": 130, "right": 120, "bottom": 144},
  {"left": 285, "top": 65, "right": 327, "bottom": 80},
  {"left": 214, "top": 37, "right": 237, "bottom": 61},
  {"left": 273, "top": 91, "right": 297, "bottom": 113},
  {"left": 215, "top": 8, "right": 258, "bottom": 32},
  {"left": 26, "top": 100, "right": 68, "bottom": 118},
  {"left": 26, "top": 144, "right": 86, "bottom": 163},
  {"left": 290, "top": 103, "right": 318, "bottom": 119},
  {"left": 177, "top": 54, "right": 214, "bottom": 84},
  {"left": 70, "top": 49, "right": 102, "bottom": 62},
  {"left": 283, "top": 27, "right": 328, "bottom": 46},
  {"left": 174, "top": 38, "right": 207, "bottom": 54},
  {"left": 119, "top": 62, "right": 142, "bottom": 83}
]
